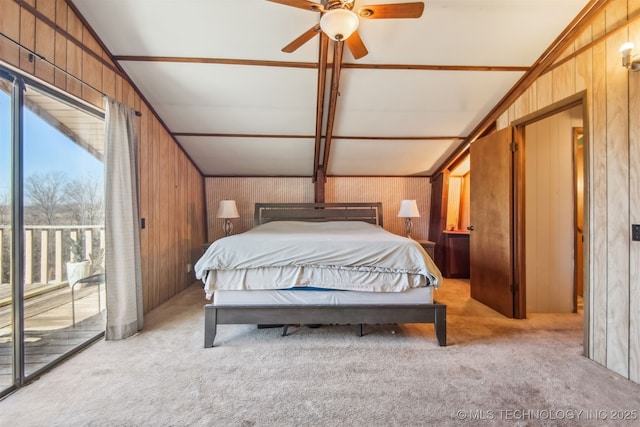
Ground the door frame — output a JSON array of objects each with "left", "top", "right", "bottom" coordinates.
[
  {"left": 0, "top": 64, "right": 106, "bottom": 399},
  {"left": 511, "top": 91, "right": 590, "bottom": 353}
]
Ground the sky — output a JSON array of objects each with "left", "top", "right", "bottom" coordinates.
[{"left": 0, "top": 88, "right": 103, "bottom": 200}]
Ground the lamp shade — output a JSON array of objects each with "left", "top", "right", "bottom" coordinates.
[
  {"left": 216, "top": 200, "right": 239, "bottom": 219},
  {"left": 397, "top": 200, "right": 420, "bottom": 218},
  {"left": 320, "top": 8, "right": 359, "bottom": 41}
]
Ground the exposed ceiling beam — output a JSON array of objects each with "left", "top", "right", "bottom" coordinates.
[
  {"left": 313, "top": 34, "right": 330, "bottom": 182},
  {"left": 321, "top": 39, "right": 345, "bottom": 174},
  {"left": 113, "top": 55, "right": 318, "bottom": 69},
  {"left": 113, "top": 55, "right": 528, "bottom": 72},
  {"left": 174, "top": 132, "right": 315, "bottom": 138},
  {"left": 172, "top": 132, "right": 465, "bottom": 140},
  {"left": 341, "top": 64, "right": 529, "bottom": 72}
]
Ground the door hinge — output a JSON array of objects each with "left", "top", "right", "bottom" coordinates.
[
  {"left": 510, "top": 283, "right": 519, "bottom": 293},
  {"left": 510, "top": 142, "right": 518, "bottom": 152}
]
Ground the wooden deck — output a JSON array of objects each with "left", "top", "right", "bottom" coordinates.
[{"left": 0, "top": 285, "right": 105, "bottom": 390}]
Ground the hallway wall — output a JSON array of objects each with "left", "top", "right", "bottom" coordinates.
[{"left": 496, "top": 0, "right": 640, "bottom": 383}]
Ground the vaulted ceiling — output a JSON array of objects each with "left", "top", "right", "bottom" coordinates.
[{"left": 70, "top": 0, "right": 592, "bottom": 178}]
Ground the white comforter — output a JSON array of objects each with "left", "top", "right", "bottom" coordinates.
[{"left": 195, "top": 221, "right": 442, "bottom": 298}]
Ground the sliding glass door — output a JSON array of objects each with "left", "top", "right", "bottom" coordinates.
[
  {"left": 0, "top": 67, "right": 106, "bottom": 397},
  {"left": 0, "top": 72, "right": 13, "bottom": 393}
]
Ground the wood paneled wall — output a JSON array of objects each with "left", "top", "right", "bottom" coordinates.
[
  {"left": 496, "top": 0, "right": 640, "bottom": 383},
  {"left": 326, "top": 177, "right": 431, "bottom": 239},
  {"left": 428, "top": 172, "right": 448, "bottom": 269},
  {"left": 204, "top": 177, "right": 431, "bottom": 241},
  {"left": 0, "top": 0, "right": 207, "bottom": 314},
  {"left": 205, "top": 177, "right": 314, "bottom": 241}
]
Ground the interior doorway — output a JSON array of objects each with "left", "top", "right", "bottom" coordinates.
[
  {"left": 521, "top": 105, "right": 583, "bottom": 314},
  {"left": 465, "top": 92, "right": 588, "bottom": 328}
]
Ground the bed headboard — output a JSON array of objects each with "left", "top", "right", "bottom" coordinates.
[{"left": 254, "top": 203, "right": 383, "bottom": 227}]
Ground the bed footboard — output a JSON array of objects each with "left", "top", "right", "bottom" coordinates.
[{"left": 204, "top": 303, "right": 446, "bottom": 347}]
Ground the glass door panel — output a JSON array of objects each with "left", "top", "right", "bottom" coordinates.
[
  {"left": 0, "top": 75, "right": 13, "bottom": 393},
  {"left": 22, "top": 85, "right": 105, "bottom": 377}
]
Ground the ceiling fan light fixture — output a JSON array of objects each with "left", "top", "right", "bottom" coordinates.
[{"left": 320, "top": 8, "right": 359, "bottom": 41}]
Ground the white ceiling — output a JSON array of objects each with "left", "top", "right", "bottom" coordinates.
[{"left": 71, "top": 0, "right": 590, "bottom": 177}]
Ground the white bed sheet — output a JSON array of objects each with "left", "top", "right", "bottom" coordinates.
[
  {"left": 202, "top": 266, "right": 428, "bottom": 297},
  {"left": 213, "top": 286, "right": 434, "bottom": 306},
  {"left": 196, "top": 220, "right": 442, "bottom": 299}
]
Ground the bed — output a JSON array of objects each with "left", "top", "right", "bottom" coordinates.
[{"left": 195, "top": 202, "right": 446, "bottom": 347}]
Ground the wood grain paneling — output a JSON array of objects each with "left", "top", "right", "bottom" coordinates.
[
  {"left": 19, "top": 8, "right": 35, "bottom": 74},
  {"left": 429, "top": 173, "right": 447, "bottom": 269},
  {"left": 0, "top": 0, "right": 20, "bottom": 67},
  {"left": 514, "top": 88, "right": 530, "bottom": 121},
  {"left": 205, "top": 177, "right": 314, "bottom": 241},
  {"left": 0, "top": 0, "right": 207, "bottom": 314},
  {"left": 55, "top": 0, "right": 67, "bottom": 31},
  {"left": 54, "top": 25, "right": 67, "bottom": 90},
  {"left": 36, "top": 0, "right": 55, "bottom": 21},
  {"left": 203, "top": 177, "right": 432, "bottom": 241},
  {"left": 590, "top": 36, "right": 608, "bottom": 366},
  {"left": 605, "top": 29, "right": 630, "bottom": 377},
  {"left": 66, "top": 4, "right": 82, "bottom": 40},
  {"left": 536, "top": 70, "right": 553, "bottom": 110},
  {"left": 326, "top": 177, "right": 431, "bottom": 239},
  {"left": 34, "top": 18, "right": 54, "bottom": 83},
  {"left": 629, "top": 0, "right": 640, "bottom": 386},
  {"left": 575, "top": 50, "right": 591, "bottom": 93},
  {"left": 552, "top": 59, "right": 576, "bottom": 102},
  {"left": 496, "top": 0, "right": 640, "bottom": 383},
  {"left": 496, "top": 110, "right": 509, "bottom": 130},
  {"left": 65, "top": 39, "right": 81, "bottom": 98},
  {"left": 525, "top": 109, "right": 578, "bottom": 313}
]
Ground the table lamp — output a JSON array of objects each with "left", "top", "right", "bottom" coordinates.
[
  {"left": 397, "top": 199, "right": 420, "bottom": 238},
  {"left": 217, "top": 200, "right": 240, "bottom": 237}
]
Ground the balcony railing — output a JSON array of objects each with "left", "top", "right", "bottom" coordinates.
[
  {"left": 0, "top": 225, "right": 105, "bottom": 289},
  {"left": 0, "top": 225, "right": 106, "bottom": 384}
]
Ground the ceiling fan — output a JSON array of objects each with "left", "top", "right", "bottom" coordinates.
[{"left": 267, "top": 0, "right": 424, "bottom": 59}]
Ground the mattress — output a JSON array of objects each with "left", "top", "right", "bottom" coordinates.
[
  {"left": 213, "top": 286, "right": 434, "bottom": 306},
  {"left": 195, "top": 220, "right": 443, "bottom": 299},
  {"left": 203, "top": 266, "right": 429, "bottom": 296}
]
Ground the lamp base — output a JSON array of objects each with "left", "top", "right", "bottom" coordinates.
[
  {"left": 223, "top": 219, "right": 234, "bottom": 237},
  {"left": 404, "top": 218, "right": 413, "bottom": 239}
]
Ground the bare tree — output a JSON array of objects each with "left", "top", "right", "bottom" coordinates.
[
  {"left": 65, "top": 173, "right": 104, "bottom": 225},
  {"left": 24, "top": 172, "right": 68, "bottom": 225},
  {"left": 0, "top": 191, "right": 8, "bottom": 225}
]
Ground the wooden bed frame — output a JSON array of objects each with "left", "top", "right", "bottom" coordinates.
[{"left": 204, "top": 202, "right": 446, "bottom": 347}]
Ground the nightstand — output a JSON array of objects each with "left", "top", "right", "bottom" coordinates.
[
  {"left": 442, "top": 231, "right": 470, "bottom": 278},
  {"left": 415, "top": 239, "right": 435, "bottom": 260}
]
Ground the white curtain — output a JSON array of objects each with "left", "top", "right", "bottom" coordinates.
[{"left": 104, "top": 97, "right": 143, "bottom": 340}]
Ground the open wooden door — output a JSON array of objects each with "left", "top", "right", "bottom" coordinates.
[{"left": 469, "top": 127, "right": 515, "bottom": 318}]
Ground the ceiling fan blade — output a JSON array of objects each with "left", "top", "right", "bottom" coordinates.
[
  {"left": 345, "top": 31, "right": 369, "bottom": 59},
  {"left": 266, "top": 0, "right": 325, "bottom": 12},
  {"left": 357, "top": 2, "right": 424, "bottom": 19},
  {"left": 282, "top": 24, "right": 322, "bottom": 53}
]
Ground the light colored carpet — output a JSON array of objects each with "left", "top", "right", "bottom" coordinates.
[{"left": 1, "top": 279, "right": 639, "bottom": 426}]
